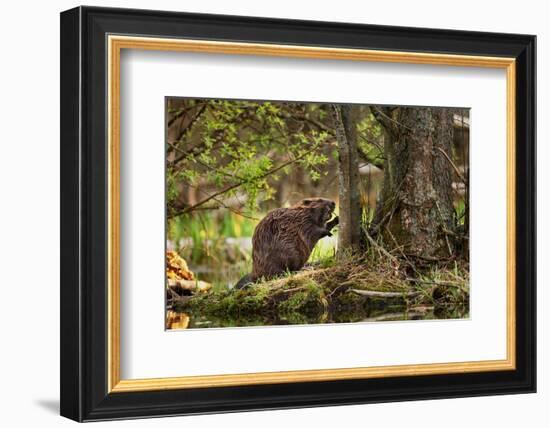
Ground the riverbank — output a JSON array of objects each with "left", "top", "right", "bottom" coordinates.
[{"left": 167, "top": 253, "right": 469, "bottom": 329}]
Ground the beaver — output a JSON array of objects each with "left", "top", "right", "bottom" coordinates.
[{"left": 235, "top": 198, "right": 338, "bottom": 289}]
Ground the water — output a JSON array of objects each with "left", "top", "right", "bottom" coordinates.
[{"left": 166, "top": 304, "right": 469, "bottom": 330}]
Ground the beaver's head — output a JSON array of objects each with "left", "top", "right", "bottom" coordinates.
[{"left": 297, "top": 198, "right": 336, "bottom": 226}]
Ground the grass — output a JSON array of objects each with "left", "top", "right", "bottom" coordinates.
[
  {"left": 454, "top": 199, "right": 467, "bottom": 226},
  {"left": 307, "top": 235, "right": 338, "bottom": 268},
  {"left": 168, "top": 211, "right": 258, "bottom": 265},
  {"left": 172, "top": 247, "right": 470, "bottom": 327}
]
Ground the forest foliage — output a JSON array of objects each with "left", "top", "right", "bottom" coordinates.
[{"left": 167, "top": 99, "right": 384, "bottom": 218}]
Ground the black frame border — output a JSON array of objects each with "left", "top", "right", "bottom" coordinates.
[{"left": 60, "top": 6, "right": 536, "bottom": 422}]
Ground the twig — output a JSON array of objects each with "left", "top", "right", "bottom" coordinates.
[
  {"left": 350, "top": 289, "right": 422, "bottom": 298},
  {"left": 281, "top": 111, "right": 335, "bottom": 135},
  {"left": 358, "top": 133, "right": 384, "bottom": 154},
  {"left": 369, "top": 175, "right": 406, "bottom": 234},
  {"left": 443, "top": 228, "right": 469, "bottom": 240},
  {"left": 435, "top": 146, "right": 467, "bottom": 184},
  {"left": 167, "top": 102, "right": 206, "bottom": 127},
  {"left": 327, "top": 283, "right": 348, "bottom": 298},
  {"left": 172, "top": 104, "right": 207, "bottom": 156},
  {"left": 435, "top": 200, "right": 453, "bottom": 257},
  {"left": 405, "top": 277, "right": 467, "bottom": 290},
  {"left": 195, "top": 186, "right": 259, "bottom": 221},
  {"left": 372, "top": 107, "right": 413, "bottom": 132},
  {"left": 384, "top": 224, "right": 422, "bottom": 276},
  {"left": 362, "top": 225, "right": 398, "bottom": 262}
]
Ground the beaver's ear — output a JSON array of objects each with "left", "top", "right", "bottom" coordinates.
[{"left": 302, "top": 199, "right": 313, "bottom": 205}]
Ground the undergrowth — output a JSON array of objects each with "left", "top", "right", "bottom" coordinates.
[{"left": 173, "top": 246, "right": 470, "bottom": 325}]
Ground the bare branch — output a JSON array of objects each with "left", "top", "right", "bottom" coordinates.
[
  {"left": 434, "top": 146, "right": 467, "bottom": 184},
  {"left": 169, "top": 104, "right": 208, "bottom": 164},
  {"left": 167, "top": 103, "right": 205, "bottom": 127},
  {"left": 371, "top": 106, "right": 412, "bottom": 138},
  {"left": 350, "top": 289, "right": 422, "bottom": 298}
]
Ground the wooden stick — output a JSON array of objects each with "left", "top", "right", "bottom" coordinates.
[{"left": 350, "top": 289, "right": 421, "bottom": 298}]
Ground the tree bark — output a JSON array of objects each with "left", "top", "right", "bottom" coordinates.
[
  {"left": 331, "top": 104, "right": 362, "bottom": 257},
  {"left": 373, "top": 107, "right": 455, "bottom": 258}
]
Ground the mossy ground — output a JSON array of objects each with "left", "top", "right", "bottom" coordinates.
[{"left": 171, "top": 252, "right": 469, "bottom": 327}]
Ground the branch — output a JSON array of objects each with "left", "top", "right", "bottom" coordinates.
[
  {"left": 350, "top": 289, "right": 422, "bottom": 298},
  {"left": 358, "top": 132, "right": 384, "bottom": 153},
  {"left": 357, "top": 143, "right": 385, "bottom": 170},
  {"left": 293, "top": 113, "right": 334, "bottom": 135},
  {"left": 362, "top": 225, "right": 398, "bottom": 262},
  {"left": 434, "top": 146, "right": 467, "bottom": 184},
  {"left": 195, "top": 186, "right": 259, "bottom": 221},
  {"left": 169, "top": 145, "right": 320, "bottom": 218},
  {"left": 168, "top": 104, "right": 208, "bottom": 164},
  {"left": 167, "top": 103, "right": 204, "bottom": 127},
  {"left": 370, "top": 107, "right": 407, "bottom": 137}
]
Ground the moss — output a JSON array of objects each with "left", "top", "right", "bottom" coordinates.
[
  {"left": 172, "top": 253, "right": 469, "bottom": 327},
  {"left": 189, "top": 285, "right": 274, "bottom": 317},
  {"left": 277, "top": 311, "right": 320, "bottom": 325},
  {"left": 333, "top": 289, "right": 365, "bottom": 309},
  {"left": 277, "top": 278, "right": 327, "bottom": 317}
]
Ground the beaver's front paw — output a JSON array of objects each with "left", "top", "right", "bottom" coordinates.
[{"left": 325, "top": 216, "right": 339, "bottom": 231}]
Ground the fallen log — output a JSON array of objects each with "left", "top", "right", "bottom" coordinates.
[
  {"left": 350, "top": 289, "right": 422, "bottom": 298},
  {"left": 167, "top": 279, "right": 212, "bottom": 294}
]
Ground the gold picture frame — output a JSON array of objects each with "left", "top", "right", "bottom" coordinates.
[{"left": 107, "top": 35, "right": 516, "bottom": 393}]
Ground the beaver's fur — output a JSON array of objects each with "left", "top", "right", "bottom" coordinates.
[{"left": 235, "top": 198, "right": 338, "bottom": 289}]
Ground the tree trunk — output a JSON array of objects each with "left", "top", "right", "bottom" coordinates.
[
  {"left": 372, "top": 107, "right": 455, "bottom": 258},
  {"left": 331, "top": 104, "right": 362, "bottom": 257}
]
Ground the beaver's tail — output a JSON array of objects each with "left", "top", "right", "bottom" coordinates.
[{"left": 234, "top": 273, "right": 253, "bottom": 290}]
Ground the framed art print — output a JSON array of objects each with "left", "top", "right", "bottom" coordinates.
[{"left": 60, "top": 6, "right": 536, "bottom": 422}]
